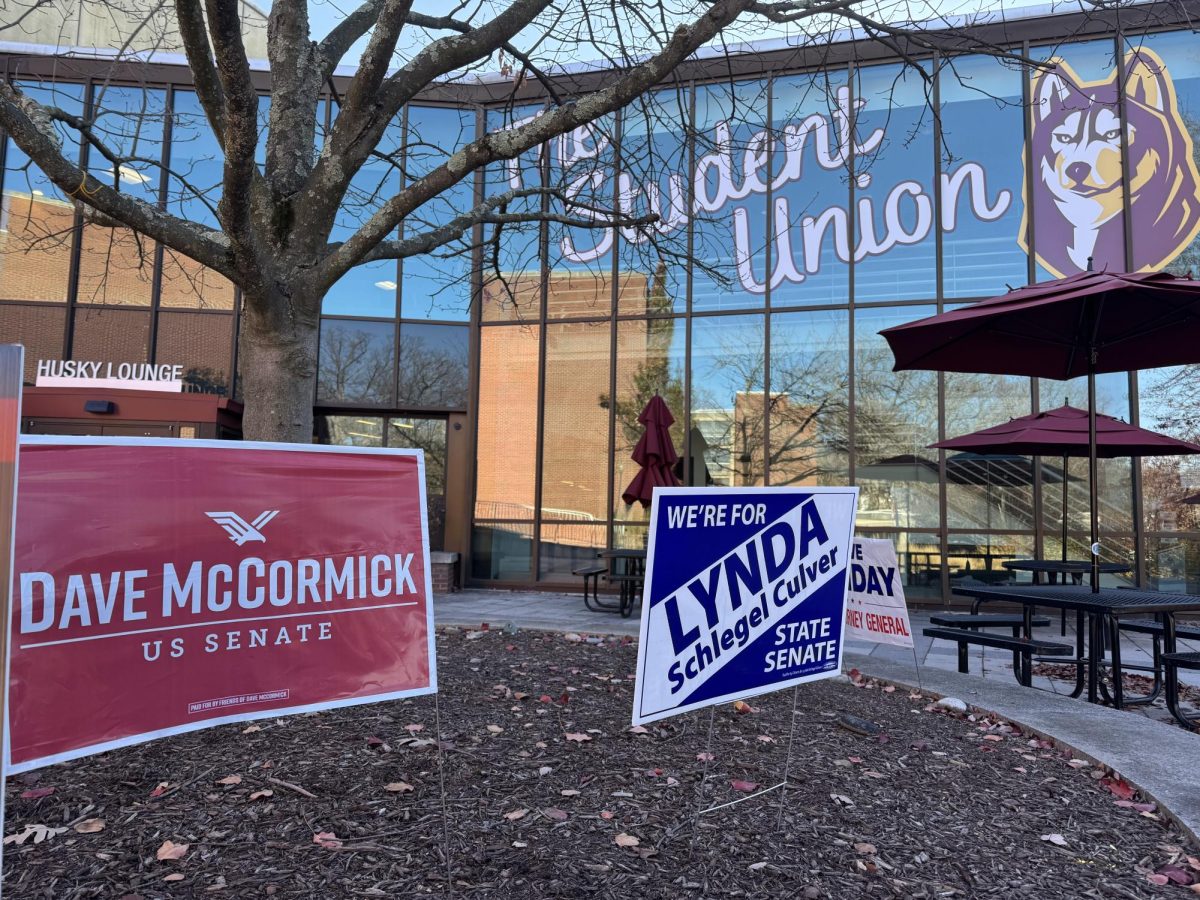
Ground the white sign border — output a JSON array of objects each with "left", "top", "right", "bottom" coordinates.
[
  {"left": 8, "top": 435, "right": 438, "bottom": 774},
  {"left": 631, "top": 484, "right": 859, "bottom": 726}
]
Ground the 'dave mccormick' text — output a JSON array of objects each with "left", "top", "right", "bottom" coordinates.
[
  {"left": 17, "top": 552, "right": 420, "bottom": 659},
  {"left": 660, "top": 499, "right": 841, "bottom": 694}
]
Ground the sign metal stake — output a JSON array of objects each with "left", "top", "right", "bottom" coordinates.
[
  {"left": 434, "top": 691, "right": 453, "bottom": 896},
  {"left": 0, "top": 345, "right": 25, "bottom": 900},
  {"left": 774, "top": 686, "right": 802, "bottom": 829},
  {"left": 686, "top": 706, "right": 717, "bottom": 861}
]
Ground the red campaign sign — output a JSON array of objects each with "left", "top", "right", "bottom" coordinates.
[{"left": 8, "top": 437, "right": 436, "bottom": 773}]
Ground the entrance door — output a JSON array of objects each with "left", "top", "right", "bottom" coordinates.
[{"left": 316, "top": 415, "right": 449, "bottom": 550}]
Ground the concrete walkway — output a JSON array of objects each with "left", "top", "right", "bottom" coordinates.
[{"left": 435, "top": 587, "right": 1200, "bottom": 843}]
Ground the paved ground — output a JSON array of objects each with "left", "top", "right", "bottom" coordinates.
[{"left": 434, "top": 588, "right": 1200, "bottom": 710}]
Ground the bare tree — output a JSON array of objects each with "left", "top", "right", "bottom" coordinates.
[{"left": 0, "top": 0, "right": 1137, "bottom": 441}]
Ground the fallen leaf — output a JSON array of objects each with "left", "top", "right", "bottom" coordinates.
[
  {"left": 628, "top": 726, "right": 649, "bottom": 735},
  {"left": 1099, "top": 777, "right": 1136, "bottom": 801},
  {"left": 541, "top": 808, "right": 568, "bottom": 822},
  {"left": 242, "top": 725, "right": 261, "bottom": 735},
  {"left": 854, "top": 842, "right": 877, "bottom": 855},
  {"left": 1066, "top": 759, "right": 1090, "bottom": 769},
  {"left": 696, "top": 752, "right": 715, "bottom": 762},
  {"left": 149, "top": 782, "right": 170, "bottom": 797},
  {"left": 733, "top": 700, "right": 757, "bottom": 714},
  {"left": 560, "top": 789, "right": 581, "bottom": 797},
  {"left": 882, "top": 685, "right": 896, "bottom": 693},
  {"left": 385, "top": 782, "right": 414, "bottom": 793},
  {"left": 156, "top": 840, "right": 190, "bottom": 861},
  {"left": 731, "top": 779, "right": 759, "bottom": 792},
  {"left": 74, "top": 819, "right": 106, "bottom": 834},
  {"left": 537, "top": 766, "right": 553, "bottom": 776},
  {"left": 757, "top": 735, "right": 776, "bottom": 743},
  {"left": 615, "top": 833, "right": 640, "bottom": 848},
  {"left": 249, "top": 789, "right": 273, "bottom": 801},
  {"left": 504, "top": 808, "right": 529, "bottom": 822},
  {"left": 982, "top": 735, "right": 1004, "bottom": 743},
  {"left": 163, "top": 874, "right": 185, "bottom": 883},
  {"left": 486, "top": 725, "right": 504, "bottom": 734},
  {"left": 599, "top": 811, "right": 614, "bottom": 820},
  {"left": 4, "top": 824, "right": 67, "bottom": 845},
  {"left": 313, "top": 832, "right": 342, "bottom": 849},
  {"left": 19, "top": 787, "right": 55, "bottom": 800},
  {"left": 216, "top": 775, "right": 242, "bottom": 786},
  {"left": 564, "top": 733, "right": 591, "bottom": 743},
  {"left": 1040, "top": 833, "right": 1068, "bottom": 847},
  {"left": 1157, "top": 865, "right": 1196, "bottom": 886},
  {"left": 830, "top": 794, "right": 854, "bottom": 807},
  {"left": 404, "top": 724, "right": 425, "bottom": 733},
  {"left": 1147, "top": 873, "right": 1171, "bottom": 886}
]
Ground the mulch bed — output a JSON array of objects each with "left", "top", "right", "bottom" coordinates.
[{"left": 5, "top": 626, "right": 1199, "bottom": 898}]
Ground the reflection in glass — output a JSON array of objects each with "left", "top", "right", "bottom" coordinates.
[
  {"left": 945, "top": 532, "right": 1035, "bottom": 589},
  {"left": 612, "top": 317, "right": 686, "bottom": 522},
  {"left": 690, "top": 315, "right": 765, "bottom": 486},
  {"left": 317, "top": 318, "right": 396, "bottom": 404},
  {"left": 0, "top": 82, "right": 84, "bottom": 302},
  {"left": 858, "top": 530, "right": 944, "bottom": 600},
  {"left": 476, "top": 325, "right": 539, "bottom": 519},
  {"left": 318, "top": 415, "right": 384, "bottom": 446},
  {"left": 155, "top": 311, "right": 233, "bottom": 395},
  {"left": 392, "top": 417, "right": 449, "bottom": 549},
  {"left": 0, "top": 304, "right": 65, "bottom": 382},
  {"left": 72, "top": 307, "right": 151, "bottom": 362},
  {"left": 1139, "top": 364, "right": 1200, "bottom": 538},
  {"left": 769, "top": 310, "right": 849, "bottom": 485},
  {"left": 854, "top": 305, "right": 939, "bottom": 529},
  {"left": 539, "top": 524, "right": 606, "bottom": 581},
  {"left": 403, "top": 105, "right": 476, "bottom": 321},
  {"left": 542, "top": 322, "right": 610, "bottom": 521},
  {"left": 398, "top": 323, "right": 468, "bottom": 408}
]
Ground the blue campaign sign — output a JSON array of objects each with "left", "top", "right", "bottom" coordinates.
[{"left": 631, "top": 486, "right": 858, "bottom": 726}]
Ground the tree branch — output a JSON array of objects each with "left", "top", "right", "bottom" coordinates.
[
  {"left": 173, "top": 0, "right": 227, "bottom": 147},
  {"left": 0, "top": 82, "right": 234, "bottom": 277},
  {"left": 318, "top": 0, "right": 757, "bottom": 288}
]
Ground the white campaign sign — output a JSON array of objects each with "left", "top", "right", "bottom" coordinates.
[
  {"left": 845, "top": 538, "right": 914, "bottom": 648},
  {"left": 632, "top": 486, "right": 858, "bottom": 726}
]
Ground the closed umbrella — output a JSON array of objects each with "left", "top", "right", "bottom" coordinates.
[
  {"left": 934, "top": 404, "right": 1200, "bottom": 562},
  {"left": 881, "top": 268, "right": 1200, "bottom": 590},
  {"left": 621, "top": 395, "right": 681, "bottom": 508}
]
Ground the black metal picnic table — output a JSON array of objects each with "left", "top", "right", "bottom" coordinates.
[
  {"left": 599, "top": 549, "right": 646, "bottom": 619},
  {"left": 953, "top": 584, "right": 1200, "bottom": 724},
  {"left": 1002, "top": 559, "right": 1131, "bottom": 585}
]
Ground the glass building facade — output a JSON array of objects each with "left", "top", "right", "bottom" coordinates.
[{"left": 4, "top": 16, "right": 1200, "bottom": 600}]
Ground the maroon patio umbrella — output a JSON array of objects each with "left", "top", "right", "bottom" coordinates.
[
  {"left": 932, "top": 404, "right": 1200, "bottom": 560},
  {"left": 621, "top": 395, "right": 681, "bottom": 508},
  {"left": 881, "top": 268, "right": 1200, "bottom": 589}
]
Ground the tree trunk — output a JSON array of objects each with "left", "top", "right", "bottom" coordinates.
[{"left": 237, "top": 289, "right": 320, "bottom": 444}]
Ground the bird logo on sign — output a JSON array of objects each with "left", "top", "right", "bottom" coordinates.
[{"left": 206, "top": 510, "right": 279, "bottom": 546}]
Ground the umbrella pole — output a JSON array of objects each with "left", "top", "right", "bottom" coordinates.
[
  {"left": 1088, "top": 363, "right": 1100, "bottom": 593},
  {"left": 1061, "top": 454, "right": 1069, "bottom": 563}
]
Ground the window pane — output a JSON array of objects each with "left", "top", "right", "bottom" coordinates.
[
  {"left": 471, "top": 522, "right": 533, "bottom": 581},
  {"left": 618, "top": 87, "right": 689, "bottom": 315},
  {"left": 938, "top": 55, "right": 1028, "bottom": 298},
  {"left": 1139, "top": 364, "right": 1200, "bottom": 538},
  {"left": 690, "top": 315, "right": 765, "bottom": 486},
  {"left": 397, "top": 323, "right": 468, "bottom": 408},
  {"left": 76, "top": 227, "right": 155, "bottom": 305},
  {"left": 0, "top": 81, "right": 84, "bottom": 302},
  {"left": 155, "top": 311, "right": 233, "bottom": 395},
  {"left": 0, "top": 303, "right": 65, "bottom": 382},
  {"left": 72, "top": 307, "right": 150, "bottom": 363},
  {"left": 613, "top": 317, "right": 685, "bottom": 522},
  {"left": 1123, "top": 31, "right": 1200, "bottom": 276},
  {"left": 853, "top": 63, "right": 936, "bottom": 302},
  {"left": 482, "top": 105, "right": 544, "bottom": 322},
  {"left": 692, "top": 80, "right": 770, "bottom": 312},
  {"left": 539, "top": 523, "right": 606, "bottom": 582},
  {"left": 542, "top": 321, "right": 609, "bottom": 521},
  {"left": 943, "top": 373, "right": 1034, "bottom": 531},
  {"left": 317, "top": 318, "right": 396, "bottom": 404},
  {"left": 162, "top": 91, "right": 236, "bottom": 309},
  {"left": 768, "top": 309, "right": 849, "bottom": 485},
  {"left": 854, "top": 305, "right": 940, "bottom": 530},
  {"left": 771, "top": 72, "right": 852, "bottom": 307},
  {"left": 475, "top": 325, "right": 539, "bottom": 519},
  {"left": 324, "top": 110, "right": 402, "bottom": 317},
  {"left": 1028, "top": 40, "right": 1126, "bottom": 278},
  {"left": 403, "top": 106, "right": 476, "bottom": 321},
  {"left": 390, "top": 417, "right": 447, "bottom": 549},
  {"left": 316, "top": 415, "right": 384, "bottom": 446}
]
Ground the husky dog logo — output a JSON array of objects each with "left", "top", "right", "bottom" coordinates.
[
  {"left": 206, "top": 510, "right": 279, "bottom": 546},
  {"left": 1021, "top": 49, "right": 1200, "bottom": 277}
]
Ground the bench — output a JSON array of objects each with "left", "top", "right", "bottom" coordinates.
[
  {"left": 923, "top": 626, "right": 1073, "bottom": 687},
  {"left": 1160, "top": 651, "right": 1200, "bottom": 727},
  {"left": 929, "top": 614, "right": 1052, "bottom": 632},
  {"left": 572, "top": 563, "right": 610, "bottom": 612},
  {"left": 607, "top": 573, "right": 644, "bottom": 618},
  {"left": 1118, "top": 619, "right": 1200, "bottom": 640}
]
